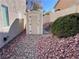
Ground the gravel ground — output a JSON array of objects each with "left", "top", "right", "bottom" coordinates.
[
  {"left": 0, "top": 30, "right": 40, "bottom": 59},
  {"left": 0, "top": 30, "right": 79, "bottom": 59},
  {"left": 36, "top": 34, "right": 79, "bottom": 59}
]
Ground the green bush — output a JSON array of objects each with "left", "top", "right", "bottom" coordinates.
[{"left": 51, "top": 13, "right": 79, "bottom": 38}]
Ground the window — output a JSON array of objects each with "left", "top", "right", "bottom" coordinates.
[{"left": 1, "top": 5, "right": 9, "bottom": 27}]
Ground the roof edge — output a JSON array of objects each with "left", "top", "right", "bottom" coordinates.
[{"left": 54, "top": 0, "right": 60, "bottom": 8}]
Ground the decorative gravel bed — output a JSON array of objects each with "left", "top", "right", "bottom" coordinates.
[
  {"left": 36, "top": 34, "right": 79, "bottom": 59},
  {"left": 0, "top": 30, "right": 79, "bottom": 59}
]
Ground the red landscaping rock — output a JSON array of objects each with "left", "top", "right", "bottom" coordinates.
[
  {"left": 1, "top": 30, "right": 79, "bottom": 59},
  {"left": 36, "top": 34, "right": 79, "bottom": 59}
]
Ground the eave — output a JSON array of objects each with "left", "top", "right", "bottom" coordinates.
[{"left": 54, "top": 0, "right": 60, "bottom": 8}]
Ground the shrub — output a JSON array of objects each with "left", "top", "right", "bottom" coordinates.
[{"left": 51, "top": 13, "right": 79, "bottom": 38}]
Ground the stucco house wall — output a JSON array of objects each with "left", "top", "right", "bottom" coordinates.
[
  {"left": 0, "top": 0, "right": 26, "bottom": 48},
  {"left": 0, "top": 0, "right": 26, "bottom": 27},
  {"left": 51, "top": 5, "right": 77, "bottom": 22},
  {"left": 55, "top": 0, "right": 76, "bottom": 11},
  {"left": 43, "top": 14, "right": 51, "bottom": 24},
  {"left": 51, "top": 0, "right": 79, "bottom": 22},
  {"left": 26, "top": 11, "right": 43, "bottom": 34}
]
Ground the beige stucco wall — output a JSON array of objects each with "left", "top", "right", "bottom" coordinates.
[
  {"left": 50, "top": 5, "right": 77, "bottom": 22},
  {"left": 43, "top": 14, "right": 51, "bottom": 24},
  {"left": 0, "top": 0, "right": 26, "bottom": 27},
  {"left": 55, "top": 0, "right": 76, "bottom": 11},
  {"left": 0, "top": 0, "right": 26, "bottom": 48},
  {"left": 26, "top": 11, "right": 43, "bottom": 34},
  {"left": 0, "top": 19, "right": 24, "bottom": 48}
]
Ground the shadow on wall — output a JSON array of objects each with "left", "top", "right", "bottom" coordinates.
[
  {"left": 0, "top": 32, "right": 8, "bottom": 46},
  {"left": 0, "top": 18, "right": 24, "bottom": 48},
  {"left": 8, "top": 18, "right": 24, "bottom": 40}
]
